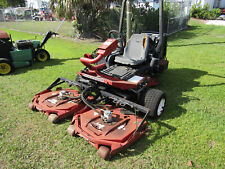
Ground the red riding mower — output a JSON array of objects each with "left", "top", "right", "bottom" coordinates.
[
  {"left": 29, "top": 0, "right": 168, "bottom": 160},
  {"left": 76, "top": 0, "right": 168, "bottom": 119}
]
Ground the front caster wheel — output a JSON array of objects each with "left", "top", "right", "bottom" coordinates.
[
  {"left": 48, "top": 114, "right": 58, "bottom": 124},
  {"left": 97, "top": 146, "right": 111, "bottom": 160}
]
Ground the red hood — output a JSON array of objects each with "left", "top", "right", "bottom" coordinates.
[{"left": 0, "top": 30, "right": 10, "bottom": 39}]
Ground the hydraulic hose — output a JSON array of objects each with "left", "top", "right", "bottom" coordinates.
[{"left": 81, "top": 87, "right": 102, "bottom": 115}]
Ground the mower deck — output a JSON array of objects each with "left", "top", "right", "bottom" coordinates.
[
  {"left": 70, "top": 107, "right": 147, "bottom": 159},
  {"left": 29, "top": 78, "right": 89, "bottom": 123}
]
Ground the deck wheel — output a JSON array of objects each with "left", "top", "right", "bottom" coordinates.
[
  {"left": 97, "top": 146, "right": 111, "bottom": 160},
  {"left": 48, "top": 114, "right": 58, "bottom": 124},
  {"left": 67, "top": 125, "right": 75, "bottom": 136}
]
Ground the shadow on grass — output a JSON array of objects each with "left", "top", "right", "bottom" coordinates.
[
  {"left": 158, "top": 68, "right": 208, "bottom": 120},
  {"left": 168, "top": 25, "right": 218, "bottom": 42},
  {"left": 112, "top": 120, "right": 176, "bottom": 161},
  {"left": 169, "top": 41, "right": 225, "bottom": 47},
  {"left": 11, "top": 58, "right": 80, "bottom": 75},
  {"left": 112, "top": 68, "right": 210, "bottom": 160}
]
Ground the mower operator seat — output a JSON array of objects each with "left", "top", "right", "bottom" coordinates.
[{"left": 114, "top": 33, "right": 150, "bottom": 66}]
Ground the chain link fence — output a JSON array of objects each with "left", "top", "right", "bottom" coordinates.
[{"left": 167, "top": 0, "right": 192, "bottom": 34}]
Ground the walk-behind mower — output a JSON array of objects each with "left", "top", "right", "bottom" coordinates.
[
  {"left": 0, "top": 30, "right": 57, "bottom": 75},
  {"left": 29, "top": 0, "right": 168, "bottom": 160}
]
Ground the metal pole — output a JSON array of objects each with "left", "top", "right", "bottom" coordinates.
[
  {"left": 126, "top": 0, "right": 132, "bottom": 42},
  {"left": 119, "top": 0, "right": 126, "bottom": 35}
]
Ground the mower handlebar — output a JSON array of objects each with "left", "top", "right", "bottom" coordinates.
[{"left": 40, "top": 31, "right": 58, "bottom": 48}]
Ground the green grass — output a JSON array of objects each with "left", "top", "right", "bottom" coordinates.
[
  {"left": 0, "top": 19, "right": 224, "bottom": 168},
  {"left": 0, "top": 21, "right": 74, "bottom": 37}
]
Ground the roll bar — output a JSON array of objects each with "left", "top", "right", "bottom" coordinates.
[{"left": 119, "top": 0, "right": 165, "bottom": 57}]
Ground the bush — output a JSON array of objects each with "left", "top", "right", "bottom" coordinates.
[
  {"left": 211, "top": 8, "right": 221, "bottom": 19},
  {"left": 191, "top": 3, "right": 221, "bottom": 20}
]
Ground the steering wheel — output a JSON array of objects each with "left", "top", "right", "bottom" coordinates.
[{"left": 108, "top": 30, "right": 125, "bottom": 48}]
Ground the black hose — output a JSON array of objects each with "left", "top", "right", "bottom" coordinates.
[{"left": 81, "top": 87, "right": 102, "bottom": 115}]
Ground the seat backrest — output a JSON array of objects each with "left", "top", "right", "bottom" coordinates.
[{"left": 122, "top": 33, "right": 150, "bottom": 63}]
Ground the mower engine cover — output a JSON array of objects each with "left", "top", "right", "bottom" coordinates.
[
  {"left": 80, "top": 39, "right": 118, "bottom": 69},
  {"left": 31, "top": 40, "right": 41, "bottom": 48},
  {"left": 71, "top": 107, "right": 147, "bottom": 159},
  {"left": 16, "top": 40, "right": 34, "bottom": 50},
  {"left": 30, "top": 88, "right": 88, "bottom": 123}
]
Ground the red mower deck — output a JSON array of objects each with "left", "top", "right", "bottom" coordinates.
[
  {"left": 29, "top": 78, "right": 89, "bottom": 123},
  {"left": 67, "top": 107, "right": 148, "bottom": 160}
]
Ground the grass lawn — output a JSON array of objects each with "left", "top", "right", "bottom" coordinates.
[
  {"left": 0, "top": 21, "right": 74, "bottom": 37},
  {"left": 0, "top": 20, "right": 224, "bottom": 168}
]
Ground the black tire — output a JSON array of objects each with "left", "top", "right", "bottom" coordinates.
[
  {"left": 0, "top": 58, "right": 14, "bottom": 75},
  {"left": 35, "top": 49, "right": 50, "bottom": 62},
  {"left": 140, "top": 88, "right": 166, "bottom": 119}
]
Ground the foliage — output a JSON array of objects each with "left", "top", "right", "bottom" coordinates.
[
  {"left": 191, "top": 3, "right": 221, "bottom": 20},
  {"left": 50, "top": 0, "right": 118, "bottom": 39},
  {"left": 0, "top": 0, "right": 25, "bottom": 7},
  {"left": 0, "top": 0, "right": 7, "bottom": 8},
  {"left": 132, "top": 2, "right": 169, "bottom": 33}
]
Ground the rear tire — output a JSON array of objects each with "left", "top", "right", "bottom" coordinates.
[
  {"left": 140, "top": 88, "right": 166, "bottom": 119},
  {"left": 97, "top": 146, "right": 111, "bottom": 160},
  {"left": 0, "top": 58, "right": 13, "bottom": 75},
  {"left": 35, "top": 49, "right": 50, "bottom": 62}
]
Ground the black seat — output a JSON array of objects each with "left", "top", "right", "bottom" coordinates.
[{"left": 114, "top": 33, "right": 150, "bottom": 66}]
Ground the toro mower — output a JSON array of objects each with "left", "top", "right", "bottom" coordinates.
[
  {"left": 76, "top": 0, "right": 168, "bottom": 119},
  {"left": 69, "top": 0, "right": 168, "bottom": 159},
  {"left": 0, "top": 30, "right": 57, "bottom": 75},
  {"left": 29, "top": 0, "right": 168, "bottom": 160}
]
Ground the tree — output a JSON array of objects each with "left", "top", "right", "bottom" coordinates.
[
  {"left": 0, "top": 0, "right": 25, "bottom": 8},
  {"left": 50, "top": 0, "right": 118, "bottom": 38}
]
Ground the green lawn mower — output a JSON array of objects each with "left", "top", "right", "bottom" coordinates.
[{"left": 0, "top": 30, "right": 58, "bottom": 75}]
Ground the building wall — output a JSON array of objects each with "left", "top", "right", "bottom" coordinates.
[
  {"left": 26, "top": 0, "right": 42, "bottom": 9},
  {"left": 214, "top": 0, "right": 225, "bottom": 8},
  {"left": 26, "top": 0, "right": 49, "bottom": 9}
]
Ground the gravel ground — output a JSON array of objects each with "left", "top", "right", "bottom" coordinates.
[{"left": 205, "top": 20, "right": 225, "bottom": 26}]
